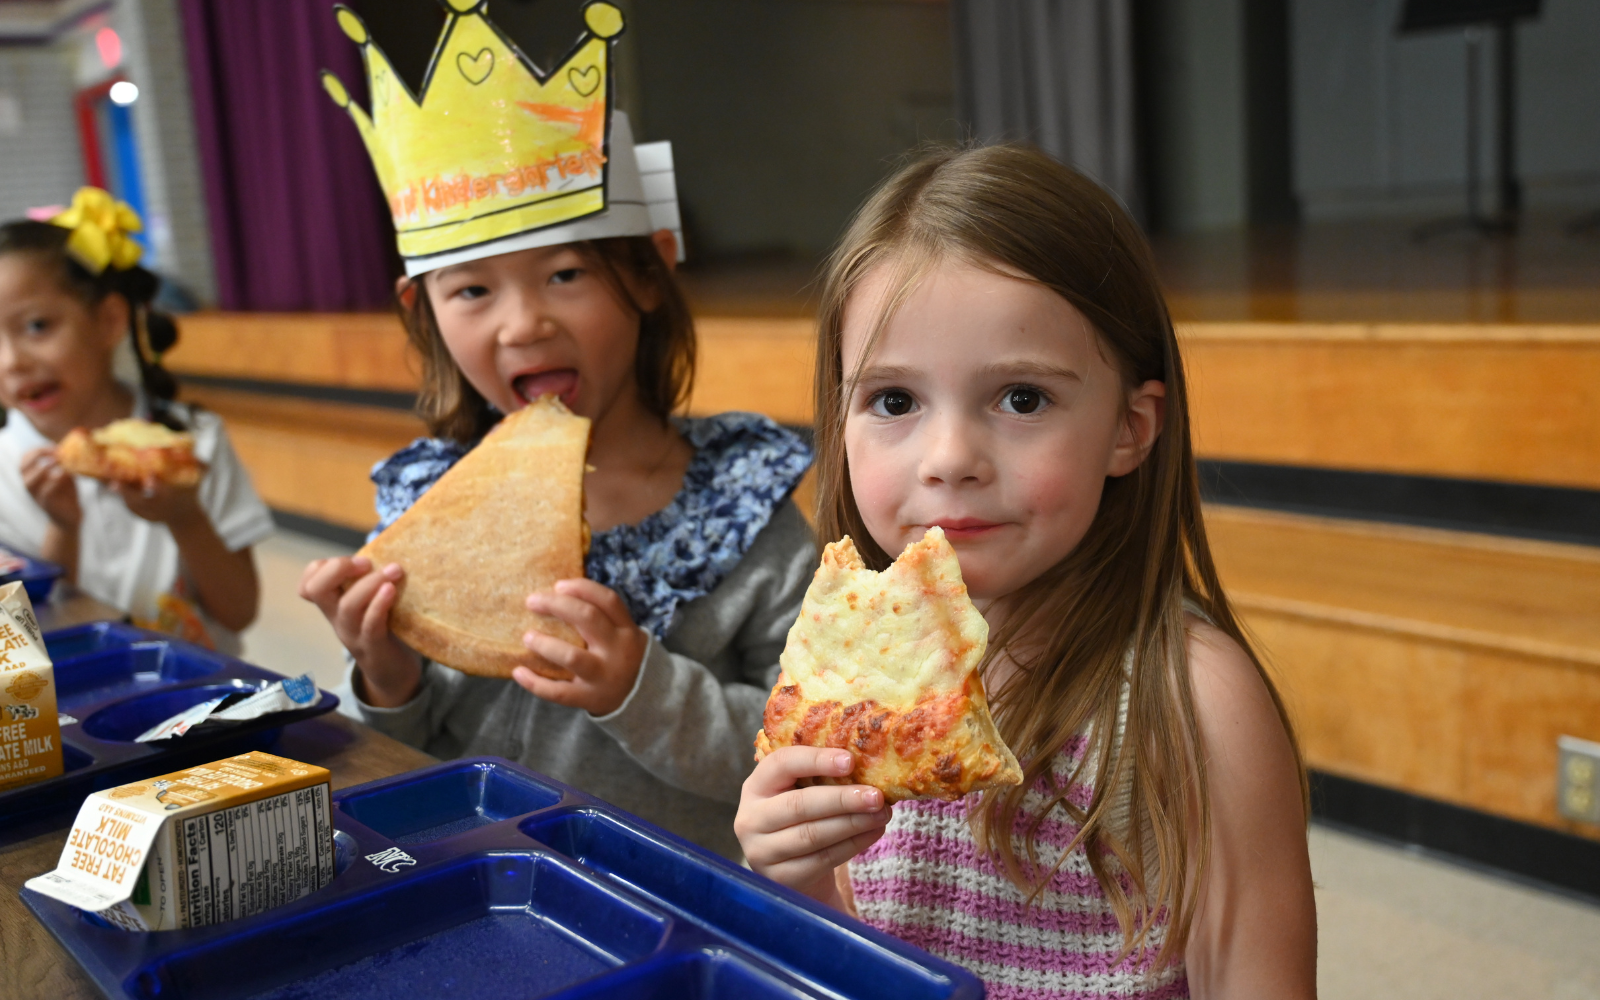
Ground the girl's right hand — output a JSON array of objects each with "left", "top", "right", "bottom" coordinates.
[
  {"left": 734, "top": 746, "right": 892, "bottom": 905},
  {"left": 20, "top": 448, "right": 81, "bottom": 530},
  {"left": 298, "top": 556, "right": 422, "bottom": 707}
]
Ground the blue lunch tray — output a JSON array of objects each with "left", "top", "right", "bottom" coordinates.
[
  {"left": 1, "top": 621, "right": 339, "bottom": 826},
  {"left": 1, "top": 550, "right": 65, "bottom": 602},
  {"left": 23, "top": 756, "right": 987, "bottom": 1000}
]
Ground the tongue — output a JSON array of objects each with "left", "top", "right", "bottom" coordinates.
[
  {"left": 20, "top": 383, "right": 61, "bottom": 408},
  {"left": 513, "top": 370, "right": 578, "bottom": 406}
]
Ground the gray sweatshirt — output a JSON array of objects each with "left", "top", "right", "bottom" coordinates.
[{"left": 340, "top": 500, "right": 816, "bottom": 859}]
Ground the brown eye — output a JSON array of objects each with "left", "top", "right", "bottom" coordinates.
[
  {"left": 874, "top": 390, "right": 914, "bottom": 417},
  {"left": 1002, "top": 387, "right": 1044, "bottom": 414}
]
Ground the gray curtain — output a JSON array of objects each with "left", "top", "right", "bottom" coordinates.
[{"left": 953, "top": 0, "right": 1141, "bottom": 222}]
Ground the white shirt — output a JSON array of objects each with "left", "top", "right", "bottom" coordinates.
[{"left": 0, "top": 391, "right": 275, "bottom": 652}]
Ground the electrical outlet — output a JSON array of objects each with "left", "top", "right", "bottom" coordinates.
[{"left": 1557, "top": 735, "right": 1600, "bottom": 824}]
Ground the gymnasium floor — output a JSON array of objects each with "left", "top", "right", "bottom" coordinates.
[{"left": 241, "top": 530, "right": 1600, "bottom": 1000}]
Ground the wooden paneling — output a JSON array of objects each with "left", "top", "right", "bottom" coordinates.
[
  {"left": 691, "top": 317, "right": 815, "bottom": 424},
  {"left": 167, "top": 312, "right": 819, "bottom": 423},
  {"left": 1244, "top": 611, "right": 1469, "bottom": 804},
  {"left": 166, "top": 313, "right": 417, "bottom": 390},
  {"left": 166, "top": 314, "right": 1600, "bottom": 487},
  {"left": 1208, "top": 505, "right": 1600, "bottom": 837},
  {"left": 1182, "top": 323, "right": 1600, "bottom": 489},
  {"left": 1205, "top": 505, "right": 1600, "bottom": 658},
  {"left": 185, "top": 387, "right": 423, "bottom": 530},
  {"left": 1464, "top": 657, "right": 1600, "bottom": 828}
]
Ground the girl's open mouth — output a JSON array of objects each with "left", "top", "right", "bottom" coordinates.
[
  {"left": 512, "top": 369, "right": 579, "bottom": 409},
  {"left": 12, "top": 381, "right": 63, "bottom": 413}
]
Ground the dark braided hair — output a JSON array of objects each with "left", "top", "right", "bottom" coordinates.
[{"left": 0, "top": 220, "right": 185, "bottom": 430}]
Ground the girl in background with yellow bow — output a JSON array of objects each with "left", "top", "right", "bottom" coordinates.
[{"left": 0, "top": 187, "right": 274, "bottom": 653}]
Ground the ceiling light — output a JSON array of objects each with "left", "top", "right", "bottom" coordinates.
[{"left": 95, "top": 27, "right": 122, "bottom": 69}]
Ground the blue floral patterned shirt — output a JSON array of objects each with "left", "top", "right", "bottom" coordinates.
[{"left": 369, "top": 412, "right": 813, "bottom": 640}]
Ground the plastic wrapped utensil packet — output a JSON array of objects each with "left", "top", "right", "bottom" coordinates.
[
  {"left": 134, "top": 674, "right": 319, "bottom": 742},
  {"left": 0, "top": 580, "right": 64, "bottom": 791}
]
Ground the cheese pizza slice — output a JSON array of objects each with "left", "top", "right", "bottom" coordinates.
[
  {"left": 57, "top": 418, "right": 203, "bottom": 487},
  {"left": 756, "top": 527, "right": 1023, "bottom": 802},
  {"left": 358, "top": 395, "right": 591, "bottom": 679}
]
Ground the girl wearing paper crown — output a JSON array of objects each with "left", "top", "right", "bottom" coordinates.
[
  {"left": 0, "top": 189, "right": 274, "bottom": 651},
  {"left": 299, "top": 0, "right": 814, "bottom": 860}
]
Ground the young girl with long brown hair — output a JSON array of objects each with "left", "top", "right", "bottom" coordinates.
[{"left": 735, "top": 145, "right": 1316, "bottom": 998}]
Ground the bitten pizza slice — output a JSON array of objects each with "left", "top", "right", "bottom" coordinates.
[
  {"left": 57, "top": 418, "right": 203, "bottom": 487},
  {"left": 756, "top": 526, "right": 1022, "bottom": 802},
  {"left": 358, "top": 395, "right": 591, "bottom": 679}
]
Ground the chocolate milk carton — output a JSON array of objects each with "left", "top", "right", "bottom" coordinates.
[
  {"left": 26, "top": 751, "right": 335, "bottom": 931},
  {"left": 0, "top": 580, "right": 63, "bottom": 792}
]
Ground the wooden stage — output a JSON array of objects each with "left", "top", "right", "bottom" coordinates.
[{"left": 158, "top": 216, "right": 1600, "bottom": 848}]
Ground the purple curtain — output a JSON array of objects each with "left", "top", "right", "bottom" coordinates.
[{"left": 180, "top": 0, "right": 396, "bottom": 311}]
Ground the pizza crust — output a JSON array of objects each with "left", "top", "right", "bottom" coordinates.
[
  {"left": 756, "top": 527, "right": 1023, "bottom": 802},
  {"left": 358, "top": 396, "right": 591, "bottom": 679},
  {"left": 57, "top": 419, "right": 203, "bottom": 487}
]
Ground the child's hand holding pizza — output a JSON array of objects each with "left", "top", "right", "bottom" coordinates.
[
  {"left": 110, "top": 474, "right": 204, "bottom": 527},
  {"left": 516, "top": 578, "right": 648, "bottom": 717},
  {"left": 736, "top": 528, "right": 1022, "bottom": 902},
  {"left": 298, "top": 556, "right": 422, "bottom": 707},
  {"left": 20, "top": 447, "right": 80, "bottom": 530},
  {"left": 735, "top": 746, "right": 891, "bottom": 905}
]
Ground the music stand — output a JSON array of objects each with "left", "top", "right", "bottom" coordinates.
[{"left": 1399, "top": 0, "right": 1542, "bottom": 239}]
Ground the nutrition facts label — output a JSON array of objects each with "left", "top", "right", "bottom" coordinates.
[{"left": 173, "top": 785, "right": 334, "bottom": 928}]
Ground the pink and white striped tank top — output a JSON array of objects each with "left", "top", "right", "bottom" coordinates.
[{"left": 848, "top": 733, "right": 1189, "bottom": 1000}]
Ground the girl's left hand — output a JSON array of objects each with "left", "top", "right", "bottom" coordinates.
[
  {"left": 20, "top": 448, "right": 81, "bottom": 529},
  {"left": 112, "top": 477, "right": 205, "bottom": 528},
  {"left": 516, "top": 579, "right": 647, "bottom": 716},
  {"left": 734, "top": 746, "right": 891, "bottom": 904}
]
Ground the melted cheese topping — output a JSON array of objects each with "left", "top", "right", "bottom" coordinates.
[
  {"left": 763, "top": 528, "right": 1021, "bottom": 801},
  {"left": 778, "top": 528, "right": 987, "bottom": 710},
  {"left": 90, "top": 418, "right": 193, "bottom": 450}
]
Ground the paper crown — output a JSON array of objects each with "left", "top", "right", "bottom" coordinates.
[{"left": 322, "top": 0, "right": 682, "bottom": 275}]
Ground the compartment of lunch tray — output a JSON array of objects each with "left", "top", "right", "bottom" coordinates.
[
  {"left": 54, "top": 644, "right": 223, "bottom": 706},
  {"left": 1, "top": 627, "right": 338, "bottom": 830},
  {"left": 547, "top": 949, "right": 827, "bottom": 1000},
  {"left": 123, "top": 853, "right": 670, "bottom": 1000},
  {"left": 61, "top": 742, "right": 95, "bottom": 773},
  {"left": 80, "top": 679, "right": 271, "bottom": 742},
  {"left": 44, "top": 621, "right": 152, "bottom": 663},
  {"left": 522, "top": 810, "right": 960, "bottom": 1000},
  {"left": 337, "top": 759, "right": 565, "bottom": 845},
  {"left": 1, "top": 553, "right": 63, "bottom": 602}
]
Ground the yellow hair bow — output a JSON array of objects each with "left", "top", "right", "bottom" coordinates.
[{"left": 48, "top": 187, "right": 144, "bottom": 275}]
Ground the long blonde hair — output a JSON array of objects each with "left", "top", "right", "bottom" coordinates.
[{"left": 813, "top": 145, "right": 1305, "bottom": 966}]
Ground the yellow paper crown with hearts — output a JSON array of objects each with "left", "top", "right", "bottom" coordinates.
[{"left": 321, "top": 0, "right": 623, "bottom": 268}]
